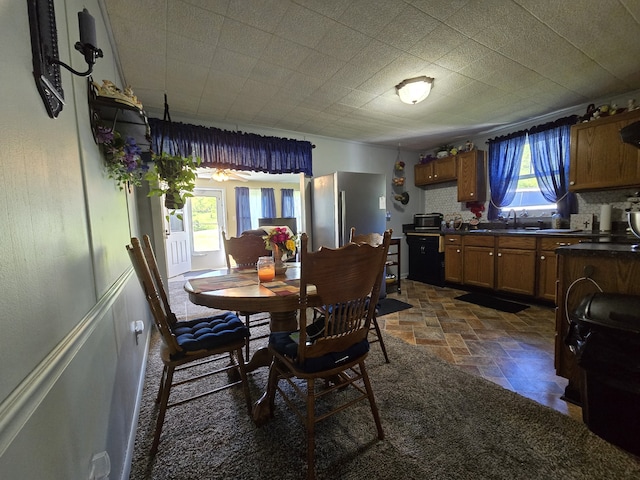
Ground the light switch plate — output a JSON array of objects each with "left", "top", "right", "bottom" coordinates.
[{"left": 570, "top": 213, "right": 594, "bottom": 231}]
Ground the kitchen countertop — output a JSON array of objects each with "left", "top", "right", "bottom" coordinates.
[{"left": 405, "top": 228, "right": 640, "bottom": 244}]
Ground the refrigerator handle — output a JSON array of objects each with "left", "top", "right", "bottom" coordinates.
[{"left": 339, "top": 190, "right": 346, "bottom": 246}]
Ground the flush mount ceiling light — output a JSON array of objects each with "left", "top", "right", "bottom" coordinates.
[{"left": 395, "top": 76, "right": 434, "bottom": 105}]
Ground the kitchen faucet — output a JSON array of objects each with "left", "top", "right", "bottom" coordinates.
[{"left": 508, "top": 209, "right": 517, "bottom": 228}]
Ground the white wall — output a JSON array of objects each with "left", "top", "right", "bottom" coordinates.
[{"left": 0, "top": 2, "right": 150, "bottom": 479}]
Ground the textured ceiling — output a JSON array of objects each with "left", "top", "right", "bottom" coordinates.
[{"left": 102, "top": 0, "right": 640, "bottom": 152}]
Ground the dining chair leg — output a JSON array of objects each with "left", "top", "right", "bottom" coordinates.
[
  {"left": 359, "top": 361, "right": 384, "bottom": 440},
  {"left": 156, "top": 365, "right": 169, "bottom": 404},
  {"left": 151, "top": 365, "right": 175, "bottom": 456},
  {"left": 234, "top": 348, "right": 252, "bottom": 414},
  {"left": 306, "top": 377, "right": 317, "bottom": 480},
  {"left": 372, "top": 314, "right": 390, "bottom": 363}
]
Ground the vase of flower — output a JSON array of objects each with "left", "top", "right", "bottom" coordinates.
[
  {"left": 272, "top": 244, "right": 286, "bottom": 275},
  {"left": 263, "top": 227, "right": 297, "bottom": 275}
]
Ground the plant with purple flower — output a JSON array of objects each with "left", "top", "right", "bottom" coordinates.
[{"left": 96, "top": 127, "right": 147, "bottom": 190}]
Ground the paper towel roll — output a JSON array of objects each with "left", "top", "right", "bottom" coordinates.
[{"left": 600, "top": 204, "right": 612, "bottom": 232}]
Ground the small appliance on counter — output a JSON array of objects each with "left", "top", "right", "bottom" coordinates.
[{"left": 413, "top": 213, "right": 444, "bottom": 231}]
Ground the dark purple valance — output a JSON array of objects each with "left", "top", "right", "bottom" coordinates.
[{"left": 149, "top": 118, "right": 313, "bottom": 176}]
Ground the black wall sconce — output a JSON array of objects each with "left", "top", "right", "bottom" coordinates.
[{"left": 28, "top": 0, "right": 103, "bottom": 118}]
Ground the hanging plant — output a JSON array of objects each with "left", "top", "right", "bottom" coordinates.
[
  {"left": 96, "top": 126, "right": 148, "bottom": 190},
  {"left": 145, "top": 152, "right": 201, "bottom": 211}
]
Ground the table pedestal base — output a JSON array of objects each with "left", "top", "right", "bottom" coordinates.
[{"left": 244, "top": 310, "right": 297, "bottom": 373}]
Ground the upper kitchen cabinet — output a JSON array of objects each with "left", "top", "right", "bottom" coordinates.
[
  {"left": 457, "top": 149, "right": 486, "bottom": 202},
  {"left": 414, "top": 155, "right": 457, "bottom": 186},
  {"left": 569, "top": 109, "right": 640, "bottom": 191}
]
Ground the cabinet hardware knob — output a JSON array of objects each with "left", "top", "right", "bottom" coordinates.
[
  {"left": 489, "top": 252, "right": 493, "bottom": 256},
  {"left": 570, "top": 181, "right": 575, "bottom": 185},
  {"left": 540, "top": 255, "right": 546, "bottom": 260},
  {"left": 497, "top": 252, "right": 502, "bottom": 257}
]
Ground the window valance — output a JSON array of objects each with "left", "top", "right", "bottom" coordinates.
[{"left": 148, "top": 118, "right": 313, "bottom": 176}]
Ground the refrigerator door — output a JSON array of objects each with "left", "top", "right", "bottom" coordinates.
[
  {"left": 337, "top": 172, "right": 386, "bottom": 246},
  {"left": 311, "top": 173, "right": 339, "bottom": 250},
  {"left": 312, "top": 172, "right": 386, "bottom": 250}
]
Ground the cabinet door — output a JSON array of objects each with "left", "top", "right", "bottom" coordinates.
[
  {"left": 496, "top": 248, "right": 536, "bottom": 295},
  {"left": 537, "top": 250, "right": 557, "bottom": 301},
  {"left": 433, "top": 156, "right": 457, "bottom": 182},
  {"left": 457, "top": 150, "right": 486, "bottom": 202},
  {"left": 569, "top": 110, "right": 640, "bottom": 191},
  {"left": 463, "top": 246, "right": 494, "bottom": 288},
  {"left": 444, "top": 244, "right": 463, "bottom": 283},
  {"left": 414, "top": 163, "right": 432, "bottom": 186}
]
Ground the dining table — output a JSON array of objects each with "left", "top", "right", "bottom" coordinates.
[
  {"left": 183, "top": 263, "right": 308, "bottom": 372},
  {"left": 184, "top": 263, "right": 316, "bottom": 424}
]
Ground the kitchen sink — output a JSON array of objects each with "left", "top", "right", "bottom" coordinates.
[{"left": 468, "top": 229, "right": 492, "bottom": 232}]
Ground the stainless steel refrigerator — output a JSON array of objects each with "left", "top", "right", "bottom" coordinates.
[{"left": 311, "top": 172, "right": 387, "bottom": 251}]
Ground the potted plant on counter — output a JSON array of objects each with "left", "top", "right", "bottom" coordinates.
[{"left": 145, "top": 152, "right": 201, "bottom": 212}]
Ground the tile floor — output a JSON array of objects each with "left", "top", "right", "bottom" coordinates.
[{"left": 381, "top": 279, "right": 583, "bottom": 421}]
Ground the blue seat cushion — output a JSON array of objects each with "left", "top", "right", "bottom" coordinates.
[
  {"left": 270, "top": 327, "right": 369, "bottom": 373},
  {"left": 172, "top": 312, "right": 248, "bottom": 353}
]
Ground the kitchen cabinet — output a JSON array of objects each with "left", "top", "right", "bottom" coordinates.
[
  {"left": 495, "top": 236, "right": 536, "bottom": 296},
  {"left": 457, "top": 150, "right": 486, "bottom": 202},
  {"left": 385, "top": 237, "right": 401, "bottom": 293},
  {"left": 444, "top": 235, "right": 463, "bottom": 283},
  {"left": 414, "top": 156, "right": 457, "bottom": 186},
  {"left": 569, "top": 109, "right": 640, "bottom": 191},
  {"left": 555, "top": 245, "right": 640, "bottom": 403},
  {"left": 462, "top": 236, "right": 495, "bottom": 289},
  {"left": 536, "top": 236, "right": 581, "bottom": 301}
]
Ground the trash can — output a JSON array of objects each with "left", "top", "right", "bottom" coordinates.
[{"left": 565, "top": 293, "right": 640, "bottom": 456}]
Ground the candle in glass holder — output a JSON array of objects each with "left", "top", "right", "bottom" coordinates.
[{"left": 257, "top": 256, "right": 275, "bottom": 282}]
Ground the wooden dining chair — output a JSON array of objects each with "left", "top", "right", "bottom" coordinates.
[
  {"left": 222, "top": 230, "right": 272, "bottom": 358},
  {"left": 264, "top": 231, "right": 391, "bottom": 480},
  {"left": 127, "top": 235, "right": 251, "bottom": 456},
  {"left": 349, "top": 226, "right": 393, "bottom": 363}
]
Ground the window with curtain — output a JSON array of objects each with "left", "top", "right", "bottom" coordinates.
[
  {"left": 261, "top": 188, "right": 276, "bottom": 219},
  {"left": 249, "top": 189, "right": 262, "bottom": 229},
  {"left": 281, "top": 188, "right": 295, "bottom": 217},
  {"left": 235, "top": 187, "right": 251, "bottom": 235},
  {"left": 500, "top": 139, "right": 557, "bottom": 216},
  {"left": 488, "top": 115, "right": 577, "bottom": 220}
]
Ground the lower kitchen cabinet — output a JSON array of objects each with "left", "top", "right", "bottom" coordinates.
[
  {"left": 496, "top": 236, "right": 536, "bottom": 296},
  {"left": 555, "top": 245, "right": 640, "bottom": 404},
  {"left": 462, "top": 236, "right": 495, "bottom": 288},
  {"left": 537, "top": 236, "right": 581, "bottom": 301},
  {"left": 444, "top": 235, "right": 463, "bottom": 283}
]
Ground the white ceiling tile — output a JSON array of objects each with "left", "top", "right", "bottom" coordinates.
[{"left": 104, "top": 0, "right": 640, "bottom": 151}]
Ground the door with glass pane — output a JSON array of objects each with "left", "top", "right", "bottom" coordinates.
[
  {"left": 165, "top": 207, "right": 191, "bottom": 278},
  {"left": 190, "top": 188, "right": 227, "bottom": 270}
]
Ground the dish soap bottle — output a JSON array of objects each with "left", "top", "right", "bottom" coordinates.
[{"left": 551, "top": 212, "right": 562, "bottom": 229}]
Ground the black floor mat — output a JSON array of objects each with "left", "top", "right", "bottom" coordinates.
[
  {"left": 455, "top": 293, "right": 530, "bottom": 313},
  {"left": 377, "top": 298, "right": 413, "bottom": 316}
]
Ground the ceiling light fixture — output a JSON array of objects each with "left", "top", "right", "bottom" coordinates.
[{"left": 395, "top": 76, "right": 433, "bottom": 105}]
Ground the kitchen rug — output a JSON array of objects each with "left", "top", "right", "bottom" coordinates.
[
  {"left": 377, "top": 298, "right": 413, "bottom": 316},
  {"left": 455, "top": 293, "right": 530, "bottom": 313}
]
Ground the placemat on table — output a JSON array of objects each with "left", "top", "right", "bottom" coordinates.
[{"left": 187, "top": 274, "right": 258, "bottom": 293}]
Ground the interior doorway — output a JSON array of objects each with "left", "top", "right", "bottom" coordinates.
[{"left": 189, "top": 188, "right": 227, "bottom": 270}]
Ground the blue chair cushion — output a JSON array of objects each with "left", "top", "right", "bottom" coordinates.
[
  {"left": 172, "top": 312, "right": 248, "bottom": 353},
  {"left": 269, "top": 322, "right": 370, "bottom": 373}
]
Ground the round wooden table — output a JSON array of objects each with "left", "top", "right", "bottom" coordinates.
[{"left": 183, "top": 264, "right": 303, "bottom": 371}]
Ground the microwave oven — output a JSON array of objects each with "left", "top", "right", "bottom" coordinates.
[{"left": 414, "top": 213, "right": 443, "bottom": 230}]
